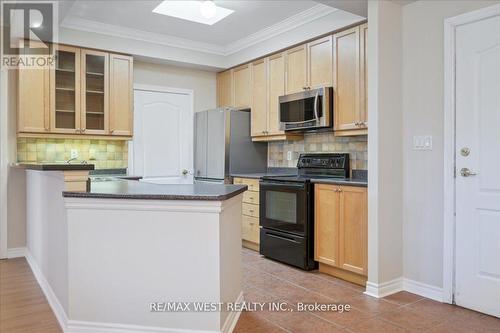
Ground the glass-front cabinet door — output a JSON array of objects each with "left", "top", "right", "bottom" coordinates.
[
  {"left": 51, "top": 45, "right": 81, "bottom": 133},
  {"left": 81, "top": 49, "right": 109, "bottom": 135}
]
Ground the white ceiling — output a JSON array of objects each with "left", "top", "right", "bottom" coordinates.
[{"left": 62, "top": 1, "right": 322, "bottom": 46}]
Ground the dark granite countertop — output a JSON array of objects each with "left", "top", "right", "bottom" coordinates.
[
  {"left": 310, "top": 178, "right": 368, "bottom": 187},
  {"left": 63, "top": 179, "right": 247, "bottom": 201},
  {"left": 13, "top": 163, "right": 95, "bottom": 171}
]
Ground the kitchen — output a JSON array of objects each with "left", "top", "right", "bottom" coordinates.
[{"left": 1, "top": 1, "right": 500, "bottom": 333}]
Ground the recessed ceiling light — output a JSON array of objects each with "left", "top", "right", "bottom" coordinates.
[{"left": 153, "top": 1, "right": 234, "bottom": 26}]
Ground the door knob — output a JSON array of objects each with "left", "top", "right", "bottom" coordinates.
[
  {"left": 182, "top": 169, "right": 189, "bottom": 175},
  {"left": 460, "top": 147, "right": 470, "bottom": 157},
  {"left": 460, "top": 168, "right": 477, "bottom": 177}
]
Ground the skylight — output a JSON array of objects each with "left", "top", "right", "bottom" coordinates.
[{"left": 153, "top": 1, "right": 234, "bottom": 26}]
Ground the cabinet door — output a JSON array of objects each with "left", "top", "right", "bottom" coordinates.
[
  {"left": 51, "top": 45, "right": 81, "bottom": 134},
  {"left": 18, "top": 66, "right": 50, "bottom": 133},
  {"left": 359, "top": 23, "right": 368, "bottom": 129},
  {"left": 339, "top": 186, "right": 367, "bottom": 276},
  {"left": 307, "top": 36, "right": 333, "bottom": 89},
  {"left": 233, "top": 64, "right": 252, "bottom": 108},
  {"left": 285, "top": 44, "right": 307, "bottom": 94},
  {"left": 333, "top": 27, "right": 360, "bottom": 132},
  {"left": 216, "top": 70, "right": 233, "bottom": 107},
  {"left": 268, "top": 53, "right": 286, "bottom": 136},
  {"left": 314, "top": 184, "right": 340, "bottom": 266},
  {"left": 81, "top": 49, "right": 108, "bottom": 135},
  {"left": 251, "top": 59, "right": 268, "bottom": 137},
  {"left": 109, "top": 53, "right": 133, "bottom": 136}
]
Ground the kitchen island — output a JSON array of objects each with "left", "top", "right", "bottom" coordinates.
[{"left": 23, "top": 167, "right": 246, "bottom": 333}]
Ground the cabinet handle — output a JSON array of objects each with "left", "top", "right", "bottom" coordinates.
[
  {"left": 110, "top": 129, "right": 115, "bottom": 134},
  {"left": 81, "top": 128, "right": 86, "bottom": 133},
  {"left": 338, "top": 188, "right": 343, "bottom": 192}
]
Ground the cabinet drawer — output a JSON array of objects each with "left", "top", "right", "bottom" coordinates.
[
  {"left": 242, "top": 215, "right": 259, "bottom": 244},
  {"left": 233, "top": 177, "right": 259, "bottom": 191},
  {"left": 242, "top": 203, "right": 259, "bottom": 218},
  {"left": 243, "top": 190, "right": 259, "bottom": 204}
]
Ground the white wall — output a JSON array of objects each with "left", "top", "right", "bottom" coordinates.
[
  {"left": 133, "top": 61, "right": 216, "bottom": 113},
  {"left": 366, "top": 0, "right": 404, "bottom": 289},
  {"left": 401, "top": 0, "right": 500, "bottom": 289}
]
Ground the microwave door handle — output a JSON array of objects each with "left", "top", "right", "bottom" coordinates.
[{"left": 314, "top": 91, "right": 319, "bottom": 121}]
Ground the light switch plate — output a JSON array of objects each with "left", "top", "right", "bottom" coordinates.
[
  {"left": 70, "top": 149, "right": 79, "bottom": 159},
  {"left": 413, "top": 135, "right": 433, "bottom": 150},
  {"left": 287, "top": 151, "right": 292, "bottom": 161}
]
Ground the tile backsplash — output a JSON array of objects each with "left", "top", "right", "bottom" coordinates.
[
  {"left": 268, "top": 132, "right": 367, "bottom": 171},
  {"left": 17, "top": 138, "right": 128, "bottom": 169}
]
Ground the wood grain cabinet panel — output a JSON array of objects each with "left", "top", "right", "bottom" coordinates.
[
  {"left": 233, "top": 64, "right": 252, "bottom": 108},
  {"left": 314, "top": 184, "right": 368, "bottom": 282},
  {"left": 109, "top": 53, "right": 133, "bottom": 136},
  {"left": 338, "top": 186, "right": 367, "bottom": 276},
  {"left": 18, "top": 67, "right": 50, "bottom": 133},
  {"left": 314, "top": 184, "right": 340, "bottom": 266},
  {"left": 251, "top": 59, "right": 268, "bottom": 137},
  {"left": 333, "top": 27, "right": 360, "bottom": 133},
  {"left": 307, "top": 36, "right": 333, "bottom": 89},
  {"left": 359, "top": 23, "right": 368, "bottom": 129},
  {"left": 268, "top": 53, "right": 286, "bottom": 136},
  {"left": 216, "top": 70, "right": 233, "bottom": 107},
  {"left": 285, "top": 44, "right": 307, "bottom": 94}
]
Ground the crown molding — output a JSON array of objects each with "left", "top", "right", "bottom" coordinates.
[
  {"left": 222, "top": 4, "right": 337, "bottom": 55},
  {"left": 60, "top": 16, "right": 226, "bottom": 55},
  {"left": 60, "top": 4, "right": 337, "bottom": 58}
]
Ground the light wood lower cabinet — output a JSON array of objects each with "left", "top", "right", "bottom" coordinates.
[
  {"left": 234, "top": 177, "right": 261, "bottom": 251},
  {"left": 314, "top": 184, "right": 367, "bottom": 285},
  {"left": 216, "top": 70, "right": 233, "bottom": 107}
]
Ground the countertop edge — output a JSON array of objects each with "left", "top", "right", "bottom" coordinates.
[
  {"left": 13, "top": 163, "right": 95, "bottom": 171},
  {"left": 310, "top": 179, "right": 368, "bottom": 187},
  {"left": 62, "top": 185, "right": 248, "bottom": 201}
]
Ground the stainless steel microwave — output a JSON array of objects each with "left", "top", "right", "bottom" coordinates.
[{"left": 279, "top": 86, "right": 333, "bottom": 131}]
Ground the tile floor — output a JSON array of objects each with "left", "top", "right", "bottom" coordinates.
[{"left": 235, "top": 248, "right": 500, "bottom": 333}]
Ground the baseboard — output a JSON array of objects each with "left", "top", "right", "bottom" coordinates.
[
  {"left": 66, "top": 320, "right": 223, "bottom": 333},
  {"left": 221, "top": 292, "right": 244, "bottom": 333},
  {"left": 403, "top": 278, "right": 444, "bottom": 302},
  {"left": 364, "top": 277, "right": 403, "bottom": 298},
  {"left": 24, "top": 250, "right": 69, "bottom": 331},
  {"left": 7, "top": 247, "right": 26, "bottom": 258}
]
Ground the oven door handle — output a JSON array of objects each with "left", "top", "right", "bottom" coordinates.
[
  {"left": 265, "top": 232, "right": 301, "bottom": 244},
  {"left": 260, "top": 182, "right": 305, "bottom": 189}
]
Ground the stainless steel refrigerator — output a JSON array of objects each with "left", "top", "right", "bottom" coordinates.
[{"left": 194, "top": 108, "right": 268, "bottom": 183}]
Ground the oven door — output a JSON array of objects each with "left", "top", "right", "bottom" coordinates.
[{"left": 259, "top": 181, "right": 308, "bottom": 236}]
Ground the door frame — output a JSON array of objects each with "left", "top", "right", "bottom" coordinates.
[
  {"left": 129, "top": 84, "right": 194, "bottom": 176},
  {"left": 443, "top": 2, "right": 500, "bottom": 304},
  {"left": 0, "top": 67, "right": 8, "bottom": 259}
]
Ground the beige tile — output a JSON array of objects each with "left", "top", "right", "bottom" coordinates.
[
  {"left": 383, "top": 292, "right": 423, "bottom": 306},
  {"left": 349, "top": 318, "right": 410, "bottom": 333}
]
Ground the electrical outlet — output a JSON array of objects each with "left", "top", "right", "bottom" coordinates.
[
  {"left": 287, "top": 151, "right": 292, "bottom": 161},
  {"left": 70, "top": 149, "right": 79, "bottom": 159}
]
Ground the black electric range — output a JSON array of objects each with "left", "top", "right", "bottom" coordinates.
[{"left": 259, "top": 153, "right": 350, "bottom": 270}]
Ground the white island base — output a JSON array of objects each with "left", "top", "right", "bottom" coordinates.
[{"left": 25, "top": 170, "right": 244, "bottom": 333}]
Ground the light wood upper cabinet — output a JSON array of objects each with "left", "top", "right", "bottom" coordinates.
[
  {"left": 233, "top": 64, "right": 252, "bottom": 108},
  {"left": 314, "top": 184, "right": 340, "bottom": 266},
  {"left": 268, "top": 53, "right": 286, "bottom": 136},
  {"left": 251, "top": 59, "right": 268, "bottom": 137},
  {"left": 333, "top": 26, "right": 360, "bottom": 133},
  {"left": 18, "top": 67, "right": 50, "bottom": 133},
  {"left": 81, "top": 49, "right": 108, "bottom": 135},
  {"left": 359, "top": 23, "right": 368, "bottom": 129},
  {"left": 17, "top": 43, "right": 133, "bottom": 139},
  {"left": 307, "top": 36, "right": 333, "bottom": 89},
  {"left": 315, "top": 184, "right": 367, "bottom": 278},
  {"left": 338, "top": 186, "right": 367, "bottom": 276},
  {"left": 51, "top": 45, "right": 81, "bottom": 134},
  {"left": 216, "top": 70, "right": 233, "bottom": 107},
  {"left": 109, "top": 53, "right": 133, "bottom": 136},
  {"left": 333, "top": 25, "right": 367, "bottom": 136},
  {"left": 285, "top": 44, "right": 307, "bottom": 94}
]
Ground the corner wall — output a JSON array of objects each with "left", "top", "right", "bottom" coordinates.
[{"left": 366, "top": 0, "right": 404, "bottom": 291}]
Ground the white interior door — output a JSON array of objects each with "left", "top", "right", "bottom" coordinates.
[
  {"left": 131, "top": 88, "right": 193, "bottom": 184},
  {"left": 455, "top": 13, "right": 500, "bottom": 318}
]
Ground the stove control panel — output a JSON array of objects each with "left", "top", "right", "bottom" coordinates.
[{"left": 297, "top": 153, "right": 350, "bottom": 172}]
